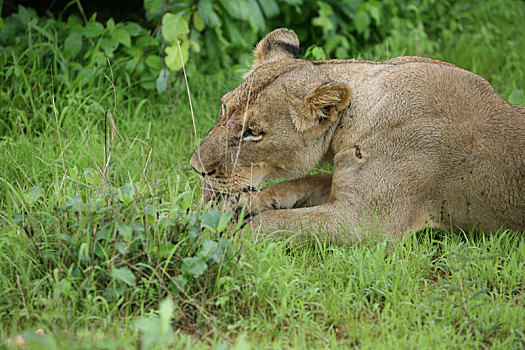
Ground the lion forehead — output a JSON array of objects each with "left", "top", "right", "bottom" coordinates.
[{"left": 221, "top": 60, "right": 310, "bottom": 109}]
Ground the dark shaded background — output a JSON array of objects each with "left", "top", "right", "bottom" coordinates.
[{"left": 2, "top": 0, "right": 145, "bottom": 22}]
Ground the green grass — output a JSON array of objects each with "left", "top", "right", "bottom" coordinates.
[{"left": 1, "top": 0, "right": 524, "bottom": 349}]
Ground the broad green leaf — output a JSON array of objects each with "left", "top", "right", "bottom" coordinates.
[
  {"left": 122, "top": 22, "right": 143, "bottom": 36},
  {"left": 97, "top": 228, "right": 111, "bottom": 242},
  {"left": 111, "top": 28, "right": 131, "bottom": 47},
  {"left": 312, "top": 46, "right": 326, "bottom": 60},
  {"left": 219, "top": 0, "right": 242, "bottom": 18},
  {"left": 125, "top": 57, "right": 137, "bottom": 72},
  {"left": 67, "top": 14, "right": 83, "bottom": 27},
  {"left": 368, "top": 3, "right": 381, "bottom": 25},
  {"left": 305, "top": 45, "right": 326, "bottom": 60},
  {"left": 76, "top": 67, "right": 96, "bottom": 87},
  {"left": 220, "top": 0, "right": 264, "bottom": 30},
  {"left": 188, "top": 225, "right": 200, "bottom": 239},
  {"left": 156, "top": 68, "right": 169, "bottom": 94},
  {"left": 116, "top": 242, "right": 128, "bottom": 255},
  {"left": 64, "top": 32, "right": 83, "bottom": 58},
  {"left": 140, "top": 73, "right": 157, "bottom": 90},
  {"left": 83, "top": 21, "right": 104, "bottom": 38},
  {"left": 193, "top": 12, "right": 205, "bottom": 32},
  {"left": 223, "top": 17, "right": 248, "bottom": 47},
  {"left": 217, "top": 212, "right": 233, "bottom": 233},
  {"left": 215, "top": 296, "right": 229, "bottom": 307},
  {"left": 159, "top": 298, "right": 175, "bottom": 333},
  {"left": 11, "top": 214, "right": 25, "bottom": 225},
  {"left": 106, "top": 18, "right": 115, "bottom": 31},
  {"left": 181, "top": 256, "right": 208, "bottom": 278},
  {"left": 186, "top": 211, "right": 198, "bottom": 227},
  {"left": 162, "top": 13, "right": 189, "bottom": 43},
  {"left": 144, "top": 0, "right": 164, "bottom": 14},
  {"left": 165, "top": 40, "right": 189, "bottom": 71},
  {"left": 201, "top": 210, "right": 221, "bottom": 232},
  {"left": 25, "top": 184, "right": 43, "bottom": 205},
  {"left": 198, "top": 0, "right": 221, "bottom": 27},
  {"left": 213, "top": 26, "right": 231, "bottom": 48},
  {"left": 17, "top": 6, "right": 36, "bottom": 24},
  {"left": 57, "top": 234, "right": 72, "bottom": 243},
  {"left": 245, "top": 0, "right": 266, "bottom": 32},
  {"left": 211, "top": 237, "right": 231, "bottom": 263},
  {"left": 199, "top": 240, "right": 218, "bottom": 259},
  {"left": 132, "top": 223, "right": 145, "bottom": 236},
  {"left": 110, "top": 267, "right": 136, "bottom": 286},
  {"left": 189, "top": 39, "right": 201, "bottom": 53},
  {"left": 172, "top": 275, "right": 187, "bottom": 293},
  {"left": 353, "top": 10, "right": 371, "bottom": 34},
  {"left": 83, "top": 168, "right": 100, "bottom": 185},
  {"left": 117, "top": 222, "right": 133, "bottom": 241},
  {"left": 324, "top": 34, "right": 341, "bottom": 55},
  {"left": 62, "top": 195, "right": 84, "bottom": 211},
  {"left": 153, "top": 241, "right": 175, "bottom": 258},
  {"left": 335, "top": 46, "right": 349, "bottom": 59},
  {"left": 145, "top": 54, "right": 163, "bottom": 70},
  {"left": 258, "top": 0, "right": 279, "bottom": 18},
  {"left": 312, "top": 1, "right": 335, "bottom": 36},
  {"left": 100, "top": 38, "right": 119, "bottom": 56},
  {"left": 118, "top": 183, "right": 134, "bottom": 203}
]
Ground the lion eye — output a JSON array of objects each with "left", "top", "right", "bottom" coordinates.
[{"left": 242, "top": 128, "right": 263, "bottom": 141}]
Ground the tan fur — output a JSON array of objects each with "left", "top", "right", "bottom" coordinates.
[
  {"left": 253, "top": 28, "right": 299, "bottom": 67},
  {"left": 191, "top": 28, "right": 525, "bottom": 244}
]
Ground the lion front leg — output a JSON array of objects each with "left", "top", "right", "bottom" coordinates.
[
  {"left": 246, "top": 200, "right": 422, "bottom": 245},
  {"left": 237, "top": 173, "right": 333, "bottom": 215},
  {"left": 247, "top": 203, "right": 368, "bottom": 245}
]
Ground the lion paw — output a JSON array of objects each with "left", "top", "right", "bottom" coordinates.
[{"left": 233, "top": 189, "right": 280, "bottom": 216}]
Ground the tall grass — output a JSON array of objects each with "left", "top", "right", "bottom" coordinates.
[{"left": 0, "top": 0, "right": 524, "bottom": 348}]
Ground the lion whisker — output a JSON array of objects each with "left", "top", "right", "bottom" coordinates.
[{"left": 229, "top": 76, "right": 253, "bottom": 186}]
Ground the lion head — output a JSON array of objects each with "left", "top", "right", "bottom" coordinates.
[{"left": 190, "top": 29, "right": 352, "bottom": 201}]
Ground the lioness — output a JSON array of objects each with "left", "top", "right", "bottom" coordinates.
[{"left": 191, "top": 28, "right": 525, "bottom": 243}]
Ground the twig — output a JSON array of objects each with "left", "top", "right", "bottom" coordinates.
[
  {"left": 16, "top": 272, "right": 28, "bottom": 317},
  {"left": 178, "top": 40, "right": 198, "bottom": 147},
  {"left": 51, "top": 70, "right": 67, "bottom": 192}
]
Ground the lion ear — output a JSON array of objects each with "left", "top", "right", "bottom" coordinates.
[
  {"left": 253, "top": 28, "right": 300, "bottom": 67},
  {"left": 293, "top": 82, "right": 352, "bottom": 132}
]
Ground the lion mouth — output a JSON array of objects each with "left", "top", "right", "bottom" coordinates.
[{"left": 202, "top": 182, "right": 215, "bottom": 203}]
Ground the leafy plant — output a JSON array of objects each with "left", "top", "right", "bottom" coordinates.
[
  {"left": 134, "top": 298, "right": 176, "bottom": 350},
  {"left": 7, "top": 170, "right": 235, "bottom": 313}
]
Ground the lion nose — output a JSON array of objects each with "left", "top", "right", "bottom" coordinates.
[{"left": 191, "top": 165, "right": 216, "bottom": 177}]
